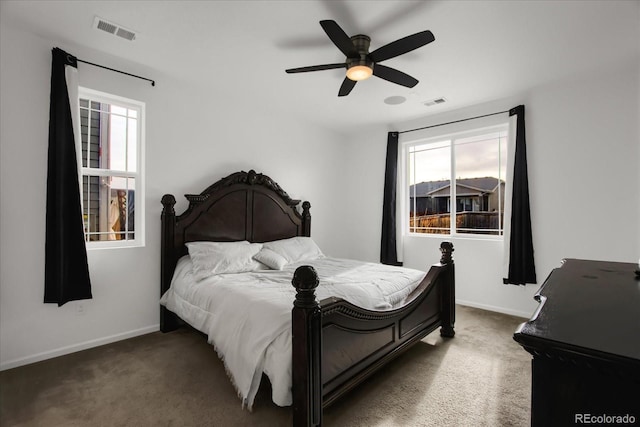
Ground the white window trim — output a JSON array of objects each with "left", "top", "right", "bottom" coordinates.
[
  {"left": 400, "top": 114, "right": 509, "bottom": 241},
  {"left": 79, "top": 87, "right": 145, "bottom": 249}
]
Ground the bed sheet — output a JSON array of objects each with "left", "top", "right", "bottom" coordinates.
[{"left": 160, "top": 255, "right": 425, "bottom": 408}]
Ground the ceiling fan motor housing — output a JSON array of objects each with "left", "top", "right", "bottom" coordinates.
[{"left": 347, "top": 34, "right": 374, "bottom": 70}]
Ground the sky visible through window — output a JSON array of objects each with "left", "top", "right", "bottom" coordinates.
[{"left": 409, "top": 131, "right": 507, "bottom": 185}]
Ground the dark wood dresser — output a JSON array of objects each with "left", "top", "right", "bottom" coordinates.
[{"left": 514, "top": 259, "right": 640, "bottom": 427}]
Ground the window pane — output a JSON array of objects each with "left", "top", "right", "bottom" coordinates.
[
  {"left": 80, "top": 103, "right": 88, "bottom": 167},
  {"left": 80, "top": 101, "right": 103, "bottom": 169},
  {"left": 80, "top": 97, "right": 138, "bottom": 173},
  {"left": 83, "top": 175, "right": 104, "bottom": 241},
  {"left": 125, "top": 178, "right": 135, "bottom": 240},
  {"left": 127, "top": 118, "right": 138, "bottom": 172},
  {"left": 92, "top": 110, "right": 102, "bottom": 168},
  {"left": 110, "top": 105, "right": 127, "bottom": 116},
  {"left": 408, "top": 141, "right": 451, "bottom": 234},
  {"left": 454, "top": 132, "right": 507, "bottom": 235},
  {"left": 407, "top": 126, "right": 507, "bottom": 236},
  {"left": 109, "top": 114, "right": 127, "bottom": 171},
  {"left": 83, "top": 175, "right": 135, "bottom": 241}
]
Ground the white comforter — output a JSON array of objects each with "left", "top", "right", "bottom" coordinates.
[{"left": 160, "top": 256, "right": 425, "bottom": 409}]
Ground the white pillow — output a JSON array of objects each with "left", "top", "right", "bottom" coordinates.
[
  {"left": 186, "top": 241, "right": 263, "bottom": 281},
  {"left": 259, "top": 237, "right": 324, "bottom": 268},
  {"left": 253, "top": 248, "right": 288, "bottom": 270}
]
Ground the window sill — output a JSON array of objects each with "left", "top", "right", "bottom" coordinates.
[
  {"left": 86, "top": 240, "right": 145, "bottom": 250},
  {"left": 405, "top": 233, "right": 503, "bottom": 243}
]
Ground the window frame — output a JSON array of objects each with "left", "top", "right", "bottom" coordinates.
[
  {"left": 401, "top": 117, "right": 508, "bottom": 240},
  {"left": 78, "top": 87, "right": 145, "bottom": 249}
]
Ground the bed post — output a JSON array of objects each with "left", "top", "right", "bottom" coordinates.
[
  {"left": 439, "top": 241, "right": 456, "bottom": 338},
  {"left": 160, "top": 194, "right": 179, "bottom": 332},
  {"left": 301, "top": 201, "right": 311, "bottom": 237},
  {"left": 291, "top": 265, "right": 322, "bottom": 427}
]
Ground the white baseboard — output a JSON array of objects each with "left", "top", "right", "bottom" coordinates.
[
  {"left": 0, "top": 325, "right": 159, "bottom": 371},
  {"left": 1, "top": 302, "right": 531, "bottom": 371},
  {"left": 456, "top": 299, "right": 532, "bottom": 319}
]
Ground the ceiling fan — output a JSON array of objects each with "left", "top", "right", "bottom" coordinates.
[{"left": 285, "top": 20, "right": 435, "bottom": 97}]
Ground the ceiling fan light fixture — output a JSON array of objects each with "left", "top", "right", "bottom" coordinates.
[{"left": 346, "top": 64, "right": 373, "bottom": 81}]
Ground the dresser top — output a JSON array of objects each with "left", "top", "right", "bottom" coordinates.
[{"left": 514, "top": 258, "right": 640, "bottom": 362}]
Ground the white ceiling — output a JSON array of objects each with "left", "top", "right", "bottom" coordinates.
[{"left": 2, "top": 0, "right": 639, "bottom": 134}]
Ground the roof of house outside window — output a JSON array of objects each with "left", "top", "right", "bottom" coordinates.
[{"left": 410, "top": 177, "right": 503, "bottom": 198}]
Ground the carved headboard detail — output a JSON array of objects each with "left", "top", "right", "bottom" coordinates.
[{"left": 160, "top": 170, "right": 311, "bottom": 300}]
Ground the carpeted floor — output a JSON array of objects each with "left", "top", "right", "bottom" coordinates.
[{"left": 0, "top": 305, "right": 531, "bottom": 426}]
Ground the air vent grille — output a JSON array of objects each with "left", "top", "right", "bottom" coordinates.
[
  {"left": 93, "top": 16, "right": 136, "bottom": 41},
  {"left": 96, "top": 20, "right": 117, "bottom": 34},
  {"left": 424, "top": 97, "right": 446, "bottom": 107},
  {"left": 116, "top": 28, "right": 136, "bottom": 41}
]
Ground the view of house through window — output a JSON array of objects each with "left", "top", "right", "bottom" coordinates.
[
  {"left": 407, "top": 125, "right": 507, "bottom": 236},
  {"left": 79, "top": 88, "right": 144, "bottom": 247}
]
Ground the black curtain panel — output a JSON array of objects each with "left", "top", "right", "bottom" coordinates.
[
  {"left": 44, "top": 47, "right": 92, "bottom": 306},
  {"left": 380, "top": 131, "right": 402, "bottom": 266},
  {"left": 503, "top": 105, "right": 536, "bottom": 285}
]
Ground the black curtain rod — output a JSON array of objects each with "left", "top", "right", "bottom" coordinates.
[
  {"left": 77, "top": 59, "right": 155, "bottom": 87},
  {"left": 398, "top": 109, "right": 510, "bottom": 135}
]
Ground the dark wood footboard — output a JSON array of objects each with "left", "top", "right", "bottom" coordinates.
[{"left": 292, "top": 242, "right": 455, "bottom": 426}]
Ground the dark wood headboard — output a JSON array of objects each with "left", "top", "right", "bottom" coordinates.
[{"left": 160, "top": 169, "right": 311, "bottom": 330}]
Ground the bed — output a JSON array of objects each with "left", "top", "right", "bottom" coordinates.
[{"left": 159, "top": 169, "right": 455, "bottom": 426}]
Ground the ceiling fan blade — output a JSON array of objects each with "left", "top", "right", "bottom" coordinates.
[
  {"left": 369, "top": 30, "right": 435, "bottom": 63},
  {"left": 320, "top": 20, "right": 358, "bottom": 58},
  {"left": 338, "top": 77, "right": 356, "bottom": 97},
  {"left": 286, "top": 63, "right": 346, "bottom": 73},
  {"left": 373, "top": 64, "right": 419, "bottom": 88}
]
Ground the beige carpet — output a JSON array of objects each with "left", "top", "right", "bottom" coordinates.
[{"left": 0, "top": 305, "right": 531, "bottom": 426}]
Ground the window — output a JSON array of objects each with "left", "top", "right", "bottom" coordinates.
[
  {"left": 79, "top": 88, "right": 145, "bottom": 248},
  {"left": 405, "top": 123, "right": 507, "bottom": 237}
]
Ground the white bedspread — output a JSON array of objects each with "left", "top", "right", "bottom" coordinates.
[{"left": 160, "top": 256, "right": 425, "bottom": 409}]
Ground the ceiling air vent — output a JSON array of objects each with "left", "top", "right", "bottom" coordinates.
[
  {"left": 424, "top": 97, "right": 446, "bottom": 107},
  {"left": 93, "top": 16, "right": 136, "bottom": 41}
]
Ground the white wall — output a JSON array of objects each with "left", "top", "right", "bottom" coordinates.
[
  {"left": 341, "top": 58, "right": 640, "bottom": 318},
  {"left": 2, "top": 4, "right": 638, "bottom": 371},
  {"left": 0, "top": 24, "right": 350, "bottom": 370}
]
